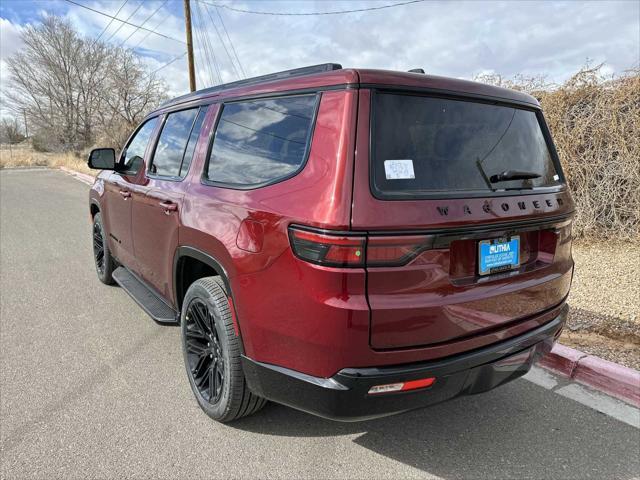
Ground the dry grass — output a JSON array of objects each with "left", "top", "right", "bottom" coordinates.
[
  {"left": 477, "top": 65, "right": 640, "bottom": 241},
  {"left": 0, "top": 143, "right": 95, "bottom": 176}
]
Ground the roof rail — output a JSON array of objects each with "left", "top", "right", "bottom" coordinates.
[{"left": 163, "top": 63, "right": 343, "bottom": 107}]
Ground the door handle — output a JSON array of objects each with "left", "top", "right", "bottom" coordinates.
[
  {"left": 159, "top": 201, "right": 178, "bottom": 213},
  {"left": 119, "top": 190, "right": 131, "bottom": 199}
]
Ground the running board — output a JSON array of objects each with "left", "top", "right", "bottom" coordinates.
[{"left": 112, "top": 267, "right": 179, "bottom": 325}]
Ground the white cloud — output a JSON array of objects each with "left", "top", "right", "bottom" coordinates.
[{"left": 0, "top": 0, "right": 638, "bottom": 101}]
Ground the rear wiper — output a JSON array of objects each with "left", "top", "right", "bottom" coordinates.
[{"left": 490, "top": 170, "right": 541, "bottom": 183}]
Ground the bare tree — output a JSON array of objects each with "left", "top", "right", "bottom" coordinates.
[
  {"left": 0, "top": 117, "right": 25, "bottom": 144},
  {"left": 5, "top": 16, "right": 168, "bottom": 152}
]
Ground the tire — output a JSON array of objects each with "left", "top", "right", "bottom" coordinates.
[
  {"left": 92, "top": 212, "right": 115, "bottom": 285},
  {"left": 180, "top": 276, "right": 266, "bottom": 422}
]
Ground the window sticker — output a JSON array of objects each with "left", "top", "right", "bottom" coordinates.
[{"left": 384, "top": 159, "right": 415, "bottom": 180}]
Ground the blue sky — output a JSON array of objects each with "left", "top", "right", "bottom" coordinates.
[{"left": 1, "top": 0, "right": 639, "bottom": 102}]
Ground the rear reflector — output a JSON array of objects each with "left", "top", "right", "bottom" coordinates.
[{"left": 368, "top": 377, "right": 435, "bottom": 395}]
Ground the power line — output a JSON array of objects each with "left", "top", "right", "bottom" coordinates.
[
  {"left": 214, "top": 6, "right": 245, "bottom": 78},
  {"left": 93, "top": 0, "right": 128, "bottom": 45},
  {"left": 194, "top": 0, "right": 222, "bottom": 85},
  {"left": 202, "top": 2, "right": 241, "bottom": 80},
  {"left": 106, "top": 1, "right": 144, "bottom": 42},
  {"left": 199, "top": 0, "right": 426, "bottom": 16},
  {"left": 148, "top": 52, "right": 188, "bottom": 76},
  {"left": 61, "top": 0, "right": 185, "bottom": 44},
  {"left": 119, "top": 0, "right": 168, "bottom": 48},
  {"left": 133, "top": 10, "right": 172, "bottom": 49}
]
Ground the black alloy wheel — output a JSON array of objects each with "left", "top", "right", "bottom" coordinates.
[{"left": 184, "top": 298, "right": 225, "bottom": 404}]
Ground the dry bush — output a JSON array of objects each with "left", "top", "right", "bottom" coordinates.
[
  {"left": 477, "top": 65, "right": 640, "bottom": 240},
  {"left": 0, "top": 143, "right": 95, "bottom": 176}
]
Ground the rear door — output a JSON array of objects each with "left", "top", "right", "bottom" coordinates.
[
  {"left": 132, "top": 106, "right": 207, "bottom": 300},
  {"left": 352, "top": 90, "right": 575, "bottom": 349}
]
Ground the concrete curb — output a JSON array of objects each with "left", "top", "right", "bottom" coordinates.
[
  {"left": 59, "top": 166, "right": 95, "bottom": 185},
  {"left": 540, "top": 344, "right": 640, "bottom": 407}
]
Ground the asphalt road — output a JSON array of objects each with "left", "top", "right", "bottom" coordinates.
[{"left": 1, "top": 168, "right": 639, "bottom": 480}]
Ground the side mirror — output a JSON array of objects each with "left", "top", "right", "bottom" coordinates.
[{"left": 88, "top": 148, "right": 116, "bottom": 170}]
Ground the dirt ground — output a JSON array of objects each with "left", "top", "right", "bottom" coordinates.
[{"left": 563, "top": 241, "right": 640, "bottom": 369}]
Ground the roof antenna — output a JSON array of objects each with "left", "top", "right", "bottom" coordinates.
[{"left": 408, "top": 68, "right": 425, "bottom": 74}]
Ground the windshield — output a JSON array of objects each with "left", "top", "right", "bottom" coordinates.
[{"left": 371, "top": 92, "right": 562, "bottom": 197}]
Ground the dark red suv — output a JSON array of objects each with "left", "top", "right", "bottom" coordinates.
[{"left": 88, "top": 64, "right": 573, "bottom": 422}]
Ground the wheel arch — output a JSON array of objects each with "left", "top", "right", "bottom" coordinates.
[
  {"left": 90, "top": 200, "right": 100, "bottom": 218},
  {"left": 173, "top": 246, "right": 234, "bottom": 313}
]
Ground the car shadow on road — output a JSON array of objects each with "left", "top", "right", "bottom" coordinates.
[{"left": 230, "top": 378, "right": 639, "bottom": 479}]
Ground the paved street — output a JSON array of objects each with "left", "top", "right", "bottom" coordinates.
[{"left": 1, "top": 168, "right": 639, "bottom": 480}]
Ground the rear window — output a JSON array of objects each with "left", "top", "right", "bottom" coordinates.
[
  {"left": 205, "top": 94, "right": 317, "bottom": 187},
  {"left": 371, "top": 92, "right": 562, "bottom": 198}
]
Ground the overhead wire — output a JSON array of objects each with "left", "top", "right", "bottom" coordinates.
[
  {"left": 118, "top": 0, "right": 168, "bottom": 48},
  {"left": 105, "top": 1, "right": 144, "bottom": 42},
  {"left": 198, "top": 0, "right": 426, "bottom": 16},
  {"left": 194, "top": 0, "right": 222, "bottom": 85},
  {"left": 133, "top": 10, "right": 172, "bottom": 49},
  {"left": 92, "top": 0, "right": 128, "bottom": 45},
  {"left": 192, "top": 1, "right": 217, "bottom": 86},
  {"left": 213, "top": 6, "right": 245, "bottom": 78},
  {"left": 61, "top": 0, "right": 185, "bottom": 44},
  {"left": 202, "top": 1, "right": 241, "bottom": 80}
]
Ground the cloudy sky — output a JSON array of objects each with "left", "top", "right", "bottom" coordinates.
[{"left": 1, "top": 0, "right": 639, "bottom": 104}]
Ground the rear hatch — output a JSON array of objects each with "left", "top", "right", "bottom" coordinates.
[{"left": 352, "top": 89, "right": 574, "bottom": 350}]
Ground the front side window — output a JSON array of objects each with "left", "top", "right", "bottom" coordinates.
[
  {"left": 206, "top": 95, "right": 317, "bottom": 187},
  {"left": 371, "top": 92, "right": 563, "bottom": 198},
  {"left": 121, "top": 117, "right": 158, "bottom": 175},
  {"left": 150, "top": 108, "right": 202, "bottom": 178}
]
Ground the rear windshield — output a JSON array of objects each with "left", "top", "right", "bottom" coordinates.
[{"left": 371, "top": 92, "right": 562, "bottom": 198}]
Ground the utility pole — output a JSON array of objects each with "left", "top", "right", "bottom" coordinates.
[{"left": 183, "top": 0, "right": 196, "bottom": 92}]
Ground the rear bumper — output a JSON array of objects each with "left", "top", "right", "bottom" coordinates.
[{"left": 242, "top": 303, "right": 567, "bottom": 421}]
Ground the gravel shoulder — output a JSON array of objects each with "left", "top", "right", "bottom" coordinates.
[{"left": 562, "top": 241, "right": 640, "bottom": 369}]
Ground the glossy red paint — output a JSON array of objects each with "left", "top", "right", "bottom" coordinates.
[{"left": 89, "top": 67, "right": 574, "bottom": 382}]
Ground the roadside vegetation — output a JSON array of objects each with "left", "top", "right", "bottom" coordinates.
[{"left": 1, "top": 16, "right": 638, "bottom": 367}]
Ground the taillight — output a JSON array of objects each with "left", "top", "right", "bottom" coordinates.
[
  {"left": 289, "top": 227, "right": 366, "bottom": 267},
  {"left": 289, "top": 226, "right": 432, "bottom": 268},
  {"left": 367, "top": 235, "right": 432, "bottom": 267}
]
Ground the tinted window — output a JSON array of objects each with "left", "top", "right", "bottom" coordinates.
[
  {"left": 121, "top": 118, "right": 158, "bottom": 174},
  {"left": 180, "top": 108, "right": 207, "bottom": 177},
  {"left": 372, "top": 93, "right": 562, "bottom": 197},
  {"left": 150, "top": 108, "right": 199, "bottom": 177},
  {"left": 206, "top": 95, "right": 317, "bottom": 186}
]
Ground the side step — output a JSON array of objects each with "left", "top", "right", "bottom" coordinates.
[{"left": 112, "top": 267, "right": 179, "bottom": 325}]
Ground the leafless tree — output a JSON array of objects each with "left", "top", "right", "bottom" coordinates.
[
  {"left": 0, "top": 117, "right": 25, "bottom": 144},
  {"left": 5, "top": 16, "right": 168, "bottom": 152}
]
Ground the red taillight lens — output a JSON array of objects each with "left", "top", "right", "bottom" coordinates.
[
  {"left": 289, "top": 227, "right": 365, "bottom": 267},
  {"left": 366, "top": 235, "right": 433, "bottom": 267},
  {"left": 289, "top": 227, "right": 433, "bottom": 268}
]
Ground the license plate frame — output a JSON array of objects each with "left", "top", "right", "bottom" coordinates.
[{"left": 478, "top": 236, "right": 520, "bottom": 276}]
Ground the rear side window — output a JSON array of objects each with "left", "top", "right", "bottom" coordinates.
[
  {"left": 205, "top": 95, "right": 317, "bottom": 187},
  {"left": 150, "top": 108, "right": 204, "bottom": 178},
  {"left": 371, "top": 92, "right": 562, "bottom": 198}
]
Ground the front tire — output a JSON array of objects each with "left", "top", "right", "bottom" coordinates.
[
  {"left": 181, "top": 277, "right": 266, "bottom": 422},
  {"left": 92, "top": 212, "right": 115, "bottom": 285}
]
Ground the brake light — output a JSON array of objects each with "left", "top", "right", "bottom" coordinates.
[
  {"left": 368, "top": 377, "right": 436, "bottom": 395},
  {"left": 367, "top": 235, "right": 432, "bottom": 267},
  {"left": 289, "top": 228, "right": 365, "bottom": 267},
  {"left": 289, "top": 227, "right": 433, "bottom": 268}
]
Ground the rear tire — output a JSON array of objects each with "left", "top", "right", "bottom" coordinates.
[
  {"left": 181, "top": 276, "right": 266, "bottom": 422},
  {"left": 92, "top": 212, "right": 115, "bottom": 285}
]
